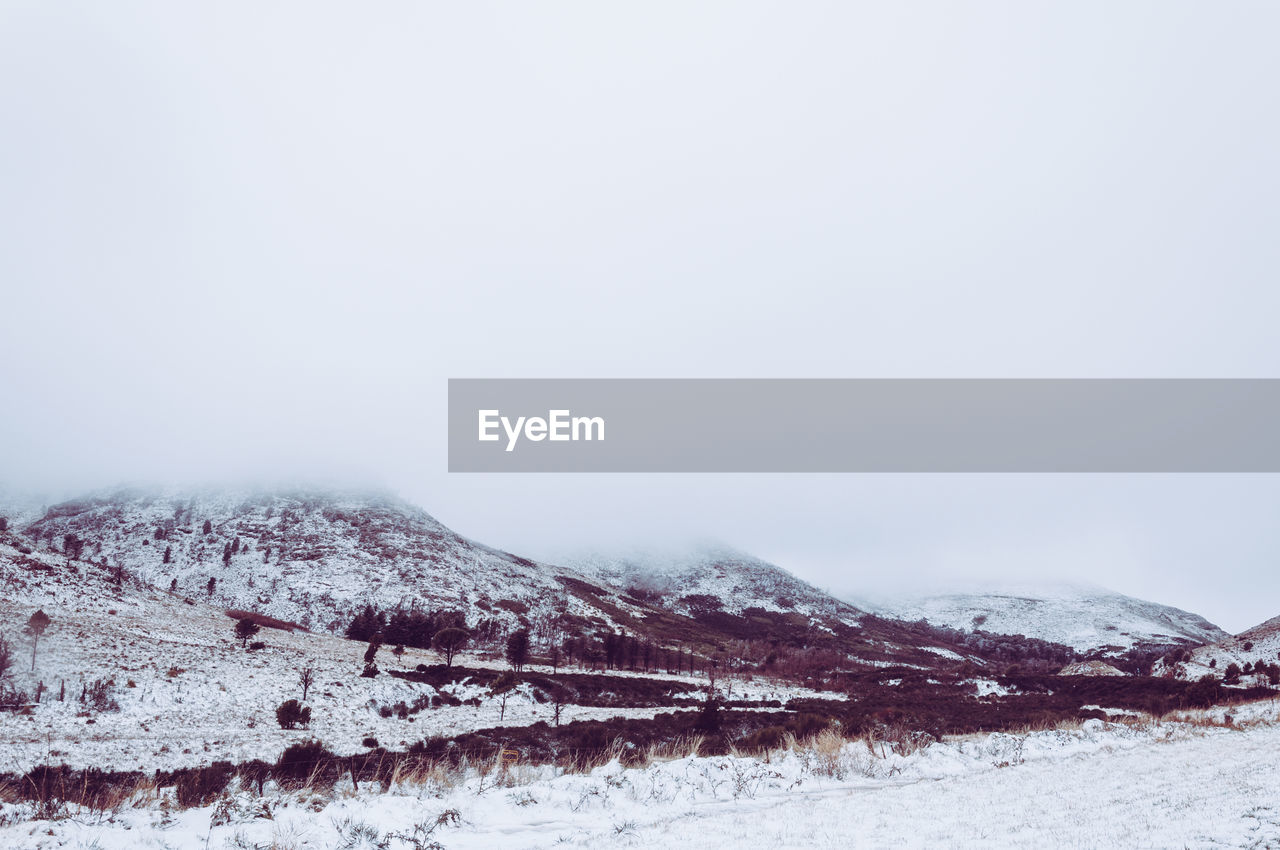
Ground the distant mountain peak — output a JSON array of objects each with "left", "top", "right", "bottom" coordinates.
[
  {"left": 859, "top": 582, "right": 1228, "bottom": 653},
  {"left": 563, "top": 542, "right": 865, "bottom": 623}
]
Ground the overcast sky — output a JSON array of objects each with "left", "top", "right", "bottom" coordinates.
[{"left": 2, "top": 3, "right": 1278, "bottom": 632}]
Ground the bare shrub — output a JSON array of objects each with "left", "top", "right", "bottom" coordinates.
[{"left": 81, "top": 679, "right": 120, "bottom": 713}]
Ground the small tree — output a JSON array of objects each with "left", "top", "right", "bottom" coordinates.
[
  {"left": 0, "top": 517, "right": 8, "bottom": 532},
  {"left": 299, "top": 667, "right": 315, "bottom": 702},
  {"left": 433, "top": 627, "right": 469, "bottom": 668},
  {"left": 24, "top": 610, "right": 51, "bottom": 671},
  {"left": 490, "top": 669, "right": 517, "bottom": 722},
  {"left": 363, "top": 639, "right": 381, "bottom": 664},
  {"left": 505, "top": 629, "right": 530, "bottom": 672},
  {"left": 276, "top": 699, "right": 311, "bottom": 729},
  {"left": 163, "top": 545, "right": 172, "bottom": 564},
  {"left": 206, "top": 577, "right": 216, "bottom": 597},
  {"left": 234, "top": 617, "right": 260, "bottom": 648},
  {"left": 202, "top": 519, "right": 212, "bottom": 534}
]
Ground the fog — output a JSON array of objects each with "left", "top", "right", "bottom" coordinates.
[{"left": 2, "top": 3, "right": 1278, "bottom": 632}]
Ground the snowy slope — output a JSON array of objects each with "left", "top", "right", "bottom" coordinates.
[
  {"left": 0, "top": 486, "right": 50, "bottom": 530},
  {"left": 1157, "top": 614, "right": 1280, "bottom": 682},
  {"left": 0, "top": 537, "right": 833, "bottom": 774},
  {"left": 859, "top": 581, "right": 1228, "bottom": 654},
  {"left": 565, "top": 543, "right": 864, "bottom": 624},
  {"left": 17, "top": 487, "right": 620, "bottom": 634}
]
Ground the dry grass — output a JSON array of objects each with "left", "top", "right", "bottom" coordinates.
[{"left": 6, "top": 699, "right": 1275, "bottom": 830}]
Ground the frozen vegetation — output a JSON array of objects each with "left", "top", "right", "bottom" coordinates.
[{"left": 2, "top": 706, "right": 1278, "bottom": 848}]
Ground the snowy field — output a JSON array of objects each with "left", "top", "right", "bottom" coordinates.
[{"left": 3, "top": 705, "right": 1278, "bottom": 849}]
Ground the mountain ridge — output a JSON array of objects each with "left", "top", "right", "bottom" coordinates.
[{"left": 859, "top": 582, "right": 1229, "bottom": 654}]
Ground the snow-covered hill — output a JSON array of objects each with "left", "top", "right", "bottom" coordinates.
[
  {"left": 564, "top": 543, "right": 864, "bottom": 625},
  {"left": 16, "top": 487, "right": 617, "bottom": 634},
  {"left": 1156, "top": 615, "right": 1280, "bottom": 683},
  {"left": 6, "top": 489, "right": 987, "bottom": 672},
  {"left": 0, "top": 535, "right": 833, "bottom": 774},
  {"left": 859, "top": 582, "right": 1228, "bottom": 654},
  {"left": 559, "top": 543, "right": 989, "bottom": 669}
]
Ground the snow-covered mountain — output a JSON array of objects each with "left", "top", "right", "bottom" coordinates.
[
  {"left": 858, "top": 582, "right": 1228, "bottom": 654},
  {"left": 564, "top": 543, "right": 864, "bottom": 624},
  {"left": 558, "top": 543, "right": 994, "bottom": 668},
  {"left": 10, "top": 488, "right": 1025, "bottom": 671},
  {"left": 17, "top": 487, "right": 617, "bottom": 634}
]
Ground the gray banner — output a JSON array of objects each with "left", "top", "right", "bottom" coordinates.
[{"left": 447, "top": 379, "right": 1280, "bottom": 472}]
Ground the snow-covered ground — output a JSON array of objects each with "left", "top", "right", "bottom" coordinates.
[
  {"left": 3, "top": 705, "right": 1277, "bottom": 849},
  {"left": 0, "top": 547, "right": 831, "bottom": 774}
]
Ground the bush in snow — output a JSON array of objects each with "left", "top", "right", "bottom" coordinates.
[
  {"left": 175, "top": 762, "right": 234, "bottom": 808},
  {"left": 81, "top": 679, "right": 119, "bottom": 713},
  {"left": 490, "top": 669, "right": 518, "bottom": 695},
  {"left": 0, "top": 681, "right": 30, "bottom": 710},
  {"left": 276, "top": 699, "right": 312, "bottom": 729},
  {"left": 274, "top": 739, "right": 336, "bottom": 788},
  {"left": 0, "top": 635, "right": 13, "bottom": 680}
]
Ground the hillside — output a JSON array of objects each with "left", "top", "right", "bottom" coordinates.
[
  {"left": 11, "top": 489, "right": 976, "bottom": 672},
  {"left": 1155, "top": 615, "right": 1280, "bottom": 684},
  {"left": 18, "top": 487, "right": 622, "bottom": 635},
  {"left": 0, "top": 535, "right": 834, "bottom": 773},
  {"left": 860, "top": 582, "right": 1228, "bottom": 655}
]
